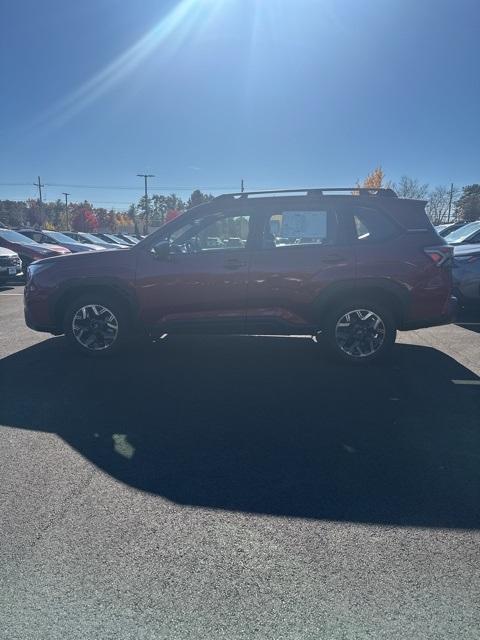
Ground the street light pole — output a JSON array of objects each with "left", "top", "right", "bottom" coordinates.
[
  {"left": 137, "top": 173, "right": 155, "bottom": 234},
  {"left": 62, "top": 192, "right": 70, "bottom": 230}
]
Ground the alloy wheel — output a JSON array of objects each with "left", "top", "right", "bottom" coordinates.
[
  {"left": 72, "top": 304, "right": 119, "bottom": 351},
  {"left": 335, "top": 308, "right": 386, "bottom": 358}
]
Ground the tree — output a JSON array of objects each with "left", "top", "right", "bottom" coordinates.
[
  {"left": 71, "top": 206, "right": 99, "bottom": 232},
  {"left": 361, "top": 166, "right": 386, "bottom": 189},
  {"left": 427, "top": 185, "right": 459, "bottom": 224},
  {"left": 455, "top": 184, "right": 480, "bottom": 222},
  {"left": 0, "top": 200, "right": 27, "bottom": 227},
  {"left": 392, "top": 176, "right": 429, "bottom": 200},
  {"left": 165, "top": 209, "right": 182, "bottom": 223},
  {"left": 186, "top": 189, "right": 214, "bottom": 209},
  {"left": 127, "top": 203, "right": 140, "bottom": 235}
]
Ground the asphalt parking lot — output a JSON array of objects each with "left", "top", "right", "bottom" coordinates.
[{"left": 1, "top": 282, "right": 480, "bottom": 639}]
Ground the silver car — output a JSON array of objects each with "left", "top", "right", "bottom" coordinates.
[
  {"left": 0, "top": 247, "right": 22, "bottom": 285},
  {"left": 453, "top": 244, "right": 480, "bottom": 305}
]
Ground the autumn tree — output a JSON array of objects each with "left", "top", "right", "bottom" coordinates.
[
  {"left": 361, "top": 166, "right": 386, "bottom": 189},
  {"left": 71, "top": 206, "right": 99, "bottom": 232}
]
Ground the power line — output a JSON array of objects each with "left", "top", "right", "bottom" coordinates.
[{"left": 0, "top": 182, "right": 241, "bottom": 191}]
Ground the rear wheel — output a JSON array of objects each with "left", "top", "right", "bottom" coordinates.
[
  {"left": 64, "top": 294, "right": 129, "bottom": 357},
  {"left": 318, "top": 300, "right": 396, "bottom": 364}
]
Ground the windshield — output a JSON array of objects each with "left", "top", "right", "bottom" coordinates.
[
  {"left": 446, "top": 221, "right": 480, "bottom": 243},
  {"left": 0, "top": 229, "right": 39, "bottom": 244},
  {"left": 79, "top": 233, "right": 110, "bottom": 245},
  {"left": 45, "top": 231, "right": 76, "bottom": 243}
]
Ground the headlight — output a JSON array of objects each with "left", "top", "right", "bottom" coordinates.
[{"left": 27, "top": 261, "right": 54, "bottom": 279}]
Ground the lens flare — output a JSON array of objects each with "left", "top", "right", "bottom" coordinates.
[{"left": 32, "top": 0, "right": 218, "bottom": 131}]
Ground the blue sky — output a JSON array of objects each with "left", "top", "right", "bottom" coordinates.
[{"left": 1, "top": 0, "right": 479, "bottom": 209}]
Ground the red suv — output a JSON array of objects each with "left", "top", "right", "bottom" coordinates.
[{"left": 24, "top": 188, "right": 456, "bottom": 363}]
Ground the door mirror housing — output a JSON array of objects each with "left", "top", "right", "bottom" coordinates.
[{"left": 151, "top": 240, "right": 170, "bottom": 260}]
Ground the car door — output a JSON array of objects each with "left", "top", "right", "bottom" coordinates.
[
  {"left": 135, "top": 209, "right": 252, "bottom": 334},
  {"left": 246, "top": 201, "right": 355, "bottom": 333}
]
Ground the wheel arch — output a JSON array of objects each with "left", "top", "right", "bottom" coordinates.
[
  {"left": 52, "top": 279, "right": 139, "bottom": 331},
  {"left": 314, "top": 278, "right": 409, "bottom": 328}
]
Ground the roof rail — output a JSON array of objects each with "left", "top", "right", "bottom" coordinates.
[{"left": 215, "top": 187, "right": 398, "bottom": 199}]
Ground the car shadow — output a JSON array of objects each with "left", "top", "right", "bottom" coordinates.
[
  {"left": 456, "top": 305, "right": 480, "bottom": 334},
  {"left": 1, "top": 335, "right": 479, "bottom": 529}
]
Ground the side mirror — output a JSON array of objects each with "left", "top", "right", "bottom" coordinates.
[{"left": 151, "top": 240, "right": 170, "bottom": 260}]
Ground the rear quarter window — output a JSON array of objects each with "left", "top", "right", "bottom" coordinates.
[{"left": 352, "top": 207, "right": 398, "bottom": 242}]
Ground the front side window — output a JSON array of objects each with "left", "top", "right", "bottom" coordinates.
[
  {"left": 166, "top": 212, "right": 251, "bottom": 253},
  {"left": 263, "top": 210, "right": 330, "bottom": 248}
]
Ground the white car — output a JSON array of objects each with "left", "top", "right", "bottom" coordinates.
[{"left": 0, "top": 246, "right": 22, "bottom": 285}]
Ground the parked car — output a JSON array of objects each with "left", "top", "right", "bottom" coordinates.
[
  {"left": 0, "top": 228, "right": 70, "bottom": 273},
  {"left": 24, "top": 187, "right": 456, "bottom": 362},
  {"left": 18, "top": 229, "right": 104, "bottom": 253},
  {"left": 452, "top": 243, "right": 480, "bottom": 306},
  {"left": 445, "top": 220, "right": 480, "bottom": 245},
  {"left": 0, "top": 247, "right": 22, "bottom": 285},
  {"left": 435, "top": 221, "right": 467, "bottom": 237},
  {"left": 116, "top": 233, "right": 140, "bottom": 245},
  {"left": 93, "top": 233, "right": 129, "bottom": 248},
  {"left": 63, "top": 231, "right": 119, "bottom": 249}
]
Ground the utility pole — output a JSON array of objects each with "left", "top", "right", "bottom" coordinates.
[
  {"left": 33, "top": 176, "right": 44, "bottom": 228},
  {"left": 447, "top": 182, "right": 454, "bottom": 223},
  {"left": 34, "top": 175, "right": 44, "bottom": 203},
  {"left": 62, "top": 192, "right": 70, "bottom": 230},
  {"left": 137, "top": 173, "right": 155, "bottom": 234},
  {"left": 241, "top": 179, "right": 245, "bottom": 193}
]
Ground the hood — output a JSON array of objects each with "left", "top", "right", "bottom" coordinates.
[
  {"left": 0, "top": 247, "right": 18, "bottom": 258},
  {"left": 42, "top": 243, "right": 70, "bottom": 255},
  {"left": 34, "top": 245, "right": 129, "bottom": 267}
]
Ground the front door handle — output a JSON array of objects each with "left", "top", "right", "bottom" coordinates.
[{"left": 224, "top": 258, "right": 247, "bottom": 270}]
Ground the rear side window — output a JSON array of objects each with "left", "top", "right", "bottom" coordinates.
[
  {"left": 263, "top": 210, "right": 333, "bottom": 248},
  {"left": 353, "top": 207, "right": 398, "bottom": 242}
]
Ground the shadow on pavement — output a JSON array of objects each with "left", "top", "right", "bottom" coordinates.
[
  {"left": 456, "top": 305, "right": 480, "bottom": 334},
  {"left": 1, "top": 335, "right": 479, "bottom": 528}
]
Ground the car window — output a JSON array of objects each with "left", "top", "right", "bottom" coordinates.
[
  {"left": 169, "top": 213, "right": 250, "bottom": 252},
  {"left": 0, "top": 230, "right": 38, "bottom": 245},
  {"left": 262, "top": 210, "right": 330, "bottom": 248},
  {"left": 445, "top": 221, "right": 480, "bottom": 244},
  {"left": 353, "top": 207, "right": 398, "bottom": 241}
]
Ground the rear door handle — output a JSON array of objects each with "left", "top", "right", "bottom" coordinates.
[{"left": 224, "top": 258, "right": 247, "bottom": 270}]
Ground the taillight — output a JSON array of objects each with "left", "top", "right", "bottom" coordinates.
[{"left": 424, "top": 245, "right": 453, "bottom": 266}]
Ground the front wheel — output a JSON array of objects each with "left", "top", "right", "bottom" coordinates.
[
  {"left": 64, "top": 294, "right": 130, "bottom": 357},
  {"left": 318, "top": 301, "right": 397, "bottom": 364}
]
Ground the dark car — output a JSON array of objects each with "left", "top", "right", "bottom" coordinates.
[
  {"left": 24, "top": 187, "right": 456, "bottom": 363},
  {"left": 116, "top": 233, "right": 139, "bottom": 245},
  {"left": 452, "top": 243, "right": 480, "bottom": 306},
  {"left": 445, "top": 220, "right": 480, "bottom": 245},
  {"left": 93, "top": 233, "right": 129, "bottom": 248},
  {"left": 63, "top": 231, "right": 119, "bottom": 249},
  {"left": 0, "top": 228, "right": 70, "bottom": 273},
  {"left": 0, "top": 247, "right": 22, "bottom": 284},
  {"left": 18, "top": 229, "right": 104, "bottom": 253}
]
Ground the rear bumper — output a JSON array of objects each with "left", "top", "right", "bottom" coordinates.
[{"left": 401, "top": 295, "right": 457, "bottom": 331}]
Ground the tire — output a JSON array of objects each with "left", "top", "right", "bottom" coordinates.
[
  {"left": 64, "top": 293, "right": 130, "bottom": 357},
  {"left": 318, "top": 299, "right": 397, "bottom": 364}
]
